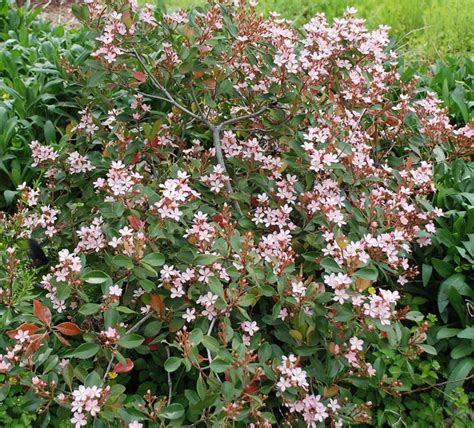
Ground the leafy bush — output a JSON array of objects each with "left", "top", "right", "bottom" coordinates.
[
  {"left": 0, "top": 0, "right": 90, "bottom": 209},
  {"left": 410, "top": 56, "right": 474, "bottom": 398},
  {"left": 0, "top": 1, "right": 473, "bottom": 427}
]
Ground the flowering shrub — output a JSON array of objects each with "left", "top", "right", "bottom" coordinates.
[{"left": 1, "top": 1, "right": 473, "bottom": 426}]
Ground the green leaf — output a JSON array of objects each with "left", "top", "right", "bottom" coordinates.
[
  {"left": 116, "top": 306, "right": 137, "bottom": 314},
  {"left": 69, "top": 343, "right": 100, "bottom": 359},
  {"left": 457, "top": 327, "right": 474, "bottom": 340},
  {"left": 118, "top": 334, "right": 144, "bottom": 349},
  {"left": 354, "top": 266, "right": 378, "bottom": 281},
  {"left": 194, "top": 254, "right": 219, "bottom": 265},
  {"left": 445, "top": 358, "right": 474, "bottom": 392},
  {"left": 202, "top": 335, "right": 220, "bottom": 353},
  {"left": 189, "top": 328, "right": 203, "bottom": 346},
  {"left": 79, "top": 303, "right": 101, "bottom": 315},
  {"left": 208, "top": 277, "right": 224, "bottom": 300},
  {"left": 112, "top": 255, "right": 134, "bottom": 269},
  {"left": 141, "top": 253, "right": 165, "bottom": 267},
  {"left": 164, "top": 357, "right": 182, "bottom": 372},
  {"left": 44, "top": 120, "right": 55, "bottom": 144},
  {"left": 197, "top": 374, "right": 207, "bottom": 400},
  {"left": 319, "top": 258, "right": 342, "bottom": 272},
  {"left": 438, "top": 274, "right": 467, "bottom": 316},
  {"left": 82, "top": 270, "right": 112, "bottom": 285},
  {"left": 418, "top": 344, "right": 437, "bottom": 355},
  {"left": 406, "top": 311, "right": 424, "bottom": 322},
  {"left": 432, "top": 258, "right": 454, "bottom": 279},
  {"left": 42, "top": 355, "right": 59, "bottom": 374},
  {"left": 160, "top": 403, "right": 185, "bottom": 420},
  {"left": 451, "top": 343, "right": 472, "bottom": 359},
  {"left": 71, "top": 4, "right": 90, "bottom": 21},
  {"left": 422, "top": 264, "right": 432, "bottom": 287},
  {"left": 210, "top": 358, "right": 230, "bottom": 373},
  {"left": 437, "top": 327, "right": 461, "bottom": 339},
  {"left": 62, "top": 364, "right": 74, "bottom": 389}
]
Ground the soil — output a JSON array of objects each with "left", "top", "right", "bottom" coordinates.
[{"left": 28, "top": 0, "right": 78, "bottom": 27}]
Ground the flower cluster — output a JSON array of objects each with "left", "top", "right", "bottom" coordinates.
[
  {"left": 76, "top": 217, "right": 106, "bottom": 253},
  {"left": 29, "top": 140, "right": 58, "bottom": 167},
  {"left": 94, "top": 160, "right": 143, "bottom": 202},
  {"left": 153, "top": 171, "right": 200, "bottom": 221},
  {"left": 41, "top": 250, "right": 82, "bottom": 311},
  {"left": 69, "top": 385, "right": 109, "bottom": 428}
]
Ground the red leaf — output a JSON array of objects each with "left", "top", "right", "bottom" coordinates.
[
  {"left": 55, "top": 322, "right": 81, "bottom": 336},
  {"left": 128, "top": 215, "right": 144, "bottom": 231},
  {"left": 149, "top": 294, "right": 165, "bottom": 315},
  {"left": 6, "top": 323, "right": 42, "bottom": 339},
  {"left": 145, "top": 336, "right": 158, "bottom": 351},
  {"left": 131, "top": 151, "right": 140, "bottom": 165},
  {"left": 114, "top": 358, "right": 134, "bottom": 373},
  {"left": 26, "top": 334, "right": 47, "bottom": 356},
  {"left": 56, "top": 334, "right": 72, "bottom": 347},
  {"left": 33, "top": 300, "right": 52, "bottom": 326},
  {"left": 132, "top": 71, "right": 147, "bottom": 83}
]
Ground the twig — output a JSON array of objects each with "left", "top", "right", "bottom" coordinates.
[
  {"left": 131, "top": 48, "right": 276, "bottom": 218},
  {"left": 132, "top": 49, "right": 205, "bottom": 124},
  {"left": 213, "top": 126, "right": 243, "bottom": 216},
  {"left": 101, "top": 312, "right": 154, "bottom": 385},
  {"left": 165, "top": 346, "right": 172, "bottom": 405},
  {"left": 220, "top": 106, "right": 270, "bottom": 128},
  {"left": 206, "top": 317, "right": 222, "bottom": 383},
  {"left": 401, "top": 374, "right": 474, "bottom": 395}
]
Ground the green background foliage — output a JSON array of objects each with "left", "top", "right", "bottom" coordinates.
[{"left": 157, "top": 0, "right": 474, "bottom": 60}]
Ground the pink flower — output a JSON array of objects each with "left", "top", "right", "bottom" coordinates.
[
  {"left": 241, "top": 321, "right": 259, "bottom": 336},
  {"left": 182, "top": 308, "right": 196, "bottom": 323},
  {"left": 349, "top": 336, "right": 364, "bottom": 351},
  {"left": 71, "top": 412, "right": 87, "bottom": 428}
]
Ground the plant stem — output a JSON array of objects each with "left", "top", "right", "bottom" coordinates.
[{"left": 101, "top": 312, "right": 154, "bottom": 385}]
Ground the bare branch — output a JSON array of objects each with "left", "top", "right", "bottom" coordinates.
[
  {"left": 165, "top": 345, "right": 172, "bottom": 405},
  {"left": 131, "top": 48, "right": 205, "bottom": 124},
  {"left": 206, "top": 317, "right": 222, "bottom": 383},
  {"left": 101, "top": 312, "right": 154, "bottom": 385},
  {"left": 220, "top": 105, "right": 269, "bottom": 128},
  {"left": 212, "top": 126, "right": 243, "bottom": 216}
]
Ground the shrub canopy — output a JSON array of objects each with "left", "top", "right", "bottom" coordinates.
[{"left": 0, "top": 1, "right": 473, "bottom": 427}]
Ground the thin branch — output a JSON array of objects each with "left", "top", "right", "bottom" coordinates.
[
  {"left": 131, "top": 48, "right": 205, "bottom": 124},
  {"left": 206, "top": 317, "right": 222, "bottom": 383},
  {"left": 189, "top": 78, "right": 206, "bottom": 119},
  {"left": 401, "top": 374, "right": 474, "bottom": 395},
  {"left": 101, "top": 312, "right": 154, "bottom": 385},
  {"left": 212, "top": 126, "right": 243, "bottom": 216},
  {"left": 219, "top": 106, "right": 269, "bottom": 128},
  {"left": 165, "top": 346, "right": 172, "bottom": 405}
]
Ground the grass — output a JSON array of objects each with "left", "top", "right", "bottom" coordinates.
[{"left": 151, "top": 0, "right": 474, "bottom": 60}]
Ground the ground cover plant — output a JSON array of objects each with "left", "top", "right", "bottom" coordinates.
[
  {"left": 0, "top": 0, "right": 473, "bottom": 427},
  {"left": 0, "top": 0, "right": 90, "bottom": 209}
]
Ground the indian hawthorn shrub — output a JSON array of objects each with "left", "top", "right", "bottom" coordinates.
[{"left": 0, "top": 1, "right": 473, "bottom": 426}]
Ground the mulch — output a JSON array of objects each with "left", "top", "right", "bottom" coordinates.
[{"left": 27, "top": 0, "right": 78, "bottom": 27}]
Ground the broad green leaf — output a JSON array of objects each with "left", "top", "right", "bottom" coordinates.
[
  {"left": 159, "top": 403, "right": 184, "bottom": 420},
  {"left": 118, "top": 334, "right": 144, "bottom": 349},
  {"left": 164, "top": 357, "right": 182, "bottom": 372},
  {"left": 69, "top": 343, "right": 100, "bottom": 359}
]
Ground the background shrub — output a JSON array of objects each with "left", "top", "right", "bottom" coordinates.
[
  {"left": 161, "top": 0, "right": 474, "bottom": 60},
  {"left": 0, "top": 0, "right": 90, "bottom": 209}
]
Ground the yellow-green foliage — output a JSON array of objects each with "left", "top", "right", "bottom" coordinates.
[{"left": 157, "top": 0, "right": 474, "bottom": 60}]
